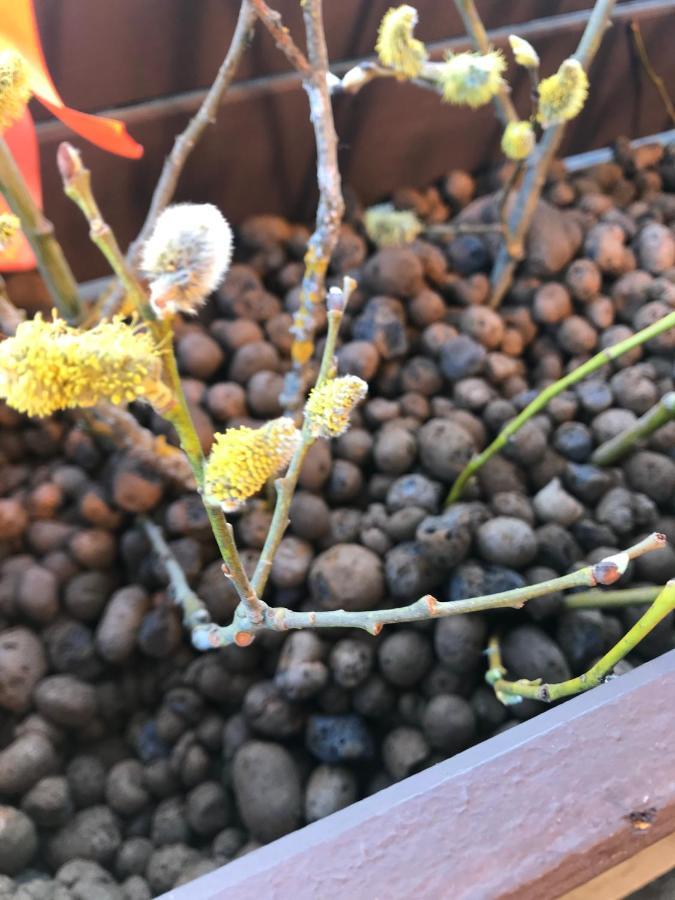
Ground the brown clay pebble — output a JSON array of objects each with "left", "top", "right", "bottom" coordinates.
[
  {"left": 34, "top": 674, "right": 97, "bottom": 728},
  {"left": 0, "top": 626, "right": 47, "bottom": 713},
  {"left": 422, "top": 694, "right": 476, "bottom": 753},
  {"left": 418, "top": 418, "right": 475, "bottom": 482},
  {"left": 48, "top": 805, "right": 121, "bottom": 868},
  {"left": 0, "top": 806, "right": 37, "bottom": 874},
  {"left": 0, "top": 498, "right": 28, "bottom": 539},
  {"left": 206, "top": 382, "right": 247, "bottom": 421},
  {"left": 69, "top": 528, "right": 116, "bottom": 569},
  {"left": 21, "top": 775, "right": 72, "bottom": 828},
  {"left": 105, "top": 760, "right": 150, "bottom": 817},
  {"left": 270, "top": 537, "right": 313, "bottom": 589},
  {"left": 382, "top": 726, "right": 429, "bottom": 780},
  {"left": 15, "top": 564, "right": 59, "bottom": 624},
  {"left": 186, "top": 781, "right": 231, "bottom": 836},
  {"left": 232, "top": 741, "right": 302, "bottom": 842},
  {"left": 476, "top": 517, "right": 537, "bottom": 568},
  {"left": 378, "top": 631, "right": 433, "bottom": 688},
  {"left": 177, "top": 331, "right": 225, "bottom": 380},
  {"left": 309, "top": 544, "right": 384, "bottom": 611},
  {"left": 304, "top": 765, "right": 358, "bottom": 823}
]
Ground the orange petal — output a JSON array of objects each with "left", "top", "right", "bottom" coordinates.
[
  {"left": 0, "top": 0, "right": 143, "bottom": 159},
  {"left": 0, "top": 109, "right": 39, "bottom": 271}
]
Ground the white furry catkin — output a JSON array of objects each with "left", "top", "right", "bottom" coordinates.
[{"left": 141, "top": 203, "right": 233, "bottom": 317}]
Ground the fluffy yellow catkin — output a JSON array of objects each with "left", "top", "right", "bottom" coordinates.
[
  {"left": 141, "top": 203, "right": 233, "bottom": 318},
  {"left": 203, "top": 418, "right": 301, "bottom": 512},
  {"left": 364, "top": 203, "right": 423, "bottom": 248},
  {"left": 508, "top": 35, "right": 539, "bottom": 69},
  {"left": 438, "top": 50, "right": 506, "bottom": 108},
  {"left": 304, "top": 375, "right": 368, "bottom": 438},
  {"left": 0, "top": 213, "right": 20, "bottom": 250},
  {"left": 501, "top": 120, "right": 536, "bottom": 161},
  {"left": 537, "top": 58, "right": 589, "bottom": 128},
  {"left": 0, "top": 314, "right": 171, "bottom": 417},
  {"left": 375, "top": 5, "right": 428, "bottom": 79},
  {"left": 0, "top": 51, "right": 31, "bottom": 131}
]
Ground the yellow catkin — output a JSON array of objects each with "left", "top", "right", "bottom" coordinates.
[
  {"left": 501, "top": 120, "right": 536, "bottom": 161},
  {"left": 375, "top": 5, "right": 427, "bottom": 79},
  {"left": 508, "top": 35, "right": 539, "bottom": 69},
  {"left": 0, "top": 51, "right": 31, "bottom": 130},
  {"left": 537, "top": 58, "right": 589, "bottom": 128},
  {"left": 304, "top": 375, "right": 368, "bottom": 438},
  {"left": 363, "top": 203, "right": 423, "bottom": 248},
  {"left": 0, "top": 213, "right": 20, "bottom": 250},
  {"left": 203, "top": 417, "right": 301, "bottom": 512},
  {"left": 0, "top": 313, "right": 169, "bottom": 417},
  {"left": 438, "top": 50, "right": 506, "bottom": 108}
]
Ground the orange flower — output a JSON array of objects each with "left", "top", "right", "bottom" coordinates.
[{"left": 0, "top": 0, "right": 142, "bottom": 159}]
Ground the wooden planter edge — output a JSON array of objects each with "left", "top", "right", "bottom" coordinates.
[{"left": 161, "top": 649, "right": 675, "bottom": 899}]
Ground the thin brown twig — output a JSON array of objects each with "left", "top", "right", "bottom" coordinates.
[
  {"left": 453, "top": 0, "right": 518, "bottom": 125},
  {"left": 250, "top": 0, "right": 311, "bottom": 75},
  {"left": 252, "top": 0, "right": 345, "bottom": 411},
  {"left": 98, "top": 0, "right": 256, "bottom": 319},
  {"left": 141, "top": 517, "right": 212, "bottom": 630},
  {"left": 630, "top": 20, "right": 675, "bottom": 127},
  {"left": 489, "top": 0, "right": 617, "bottom": 308}
]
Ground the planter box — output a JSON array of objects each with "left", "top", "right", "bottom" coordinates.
[{"left": 162, "top": 650, "right": 675, "bottom": 899}]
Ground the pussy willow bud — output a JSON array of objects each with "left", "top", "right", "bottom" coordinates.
[
  {"left": 501, "top": 120, "right": 536, "bottom": 161},
  {"left": 203, "top": 418, "right": 301, "bottom": 512},
  {"left": 304, "top": 375, "right": 368, "bottom": 438},
  {"left": 0, "top": 213, "right": 20, "bottom": 251},
  {"left": 0, "top": 51, "right": 31, "bottom": 131},
  {"left": 438, "top": 51, "right": 506, "bottom": 108},
  {"left": 0, "top": 313, "right": 171, "bottom": 417},
  {"left": 364, "top": 202, "right": 423, "bottom": 248},
  {"left": 537, "top": 58, "right": 589, "bottom": 128},
  {"left": 376, "top": 5, "right": 428, "bottom": 79},
  {"left": 326, "top": 276, "right": 357, "bottom": 313},
  {"left": 508, "top": 35, "right": 539, "bottom": 69},
  {"left": 141, "top": 203, "right": 233, "bottom": 318}
]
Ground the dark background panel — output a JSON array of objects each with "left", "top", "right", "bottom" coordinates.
[{"left": 28, "top": 0, "right": 675, "bottom": 280}]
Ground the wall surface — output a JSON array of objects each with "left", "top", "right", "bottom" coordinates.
[{"left": 29, "top": 0, "right": 675, "bottom": 279}]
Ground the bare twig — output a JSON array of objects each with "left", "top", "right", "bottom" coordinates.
[
  {"left": 630, "top": 20, "right": 675, "bottom": 127},
  {"left": 98, "top": 0, "right": 256, "bottom": 319},
  {"left": 489, "top": 574, "right": 675, "bottom": 703},
  {"left": 0, "top": 138, "right": 80, "bottom": 321},
  {"left": 0, "top": 277, "right": 25, "bottom": 335},
  {"left": 141, "top": 517, "right": 212, "bottom": 630},
  {"left": 83, "top": 403, "right": 196, "bottom": 490},
  {"left": 253, "top": 0, "right": 345, "bottom": 410},
  {"left": 59, "top": 143, "right": 263, "bottom": 624},
  {"left": 452, "top": 0, "right": 518, "bottom": 125},
  {"left": 250, "top": 0, "right": 310, "bottom": 75},
  {"left": 564, "top": 584, "right": 660, "bottom": 609},
  {"left": 488, "top": 0, "right": 617, "bottom": 308},
  {"left": 191, "top": 533, "right": 667, "bottom": 650},
  {"left": 592, "top": 391, "right": 675, "bottom": 467}
]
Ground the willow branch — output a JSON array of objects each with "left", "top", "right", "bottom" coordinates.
[
  {"left": 58, "top": 143, "right": 262, "bottom": 622},
  {"left": 489, "top": 575, "right": 675, "bottom": 703},
  {"left": 453, "top": 0, "right": 517, "bottom": 125},
  {"left": 630, "top": 19, "right": 675, "bottom": 126},
  {"left": 252, "top": 0, "right": 345, "bottom": 410},
  {"left": 564, "top": 584, "right": 660, "bottom": 609},
  {"left": 489, "top": 0, "right": 617, "bottom": 308},
  {"left": 591, "top": 391, "right": 675, "bottom": 466},
  {"left": 446, "top": 308, "right": 675, "bottom": 505},
  {"left": 250, "top": 0, "right": 310, "bottom": 75},
  {"left": 0, "top": 138, "right": 80, "bottom": 321},
  {"left": 141, "top": 517, "right": 211, "bottom": 630},
  {"left": 97, "top": 1, "right": 256, "bottom": 319},
  {"left": 251, "top": 278, "right": 354, "bottom": 598},
  {"left": 191, "top": 533, "right": 666, "bottom": 650},
  {"left": 83, "top": 403, "right": 196, "bottom": 490}
]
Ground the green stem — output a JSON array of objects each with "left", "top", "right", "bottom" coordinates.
[
  {"left": 0, "top": 138, "right": 80, "bottom": 320},
  {"left": 59, "top": 143, "right": 262, "bottom": 621},
  {"left": 251, "top": 287, "right": 349, "bottom": 597},
  {"left": 564, "top": 585, "right": 660, "bottom": 609},
  {"left": 591, "top": 391, "right": 675, "bottom": 466},
  {"left": 492, "top": 579, "right": 675, "bottom": 702},
  {"left": 446, "top": 309, "right": 675, "bottom": 505},
  {"left": 192, "top": 533, "right": 666, "bottom": 650}
]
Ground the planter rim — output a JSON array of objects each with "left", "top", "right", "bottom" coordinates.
[{"left": 162, "top": 648, "right": 675, "bottom": 900}]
